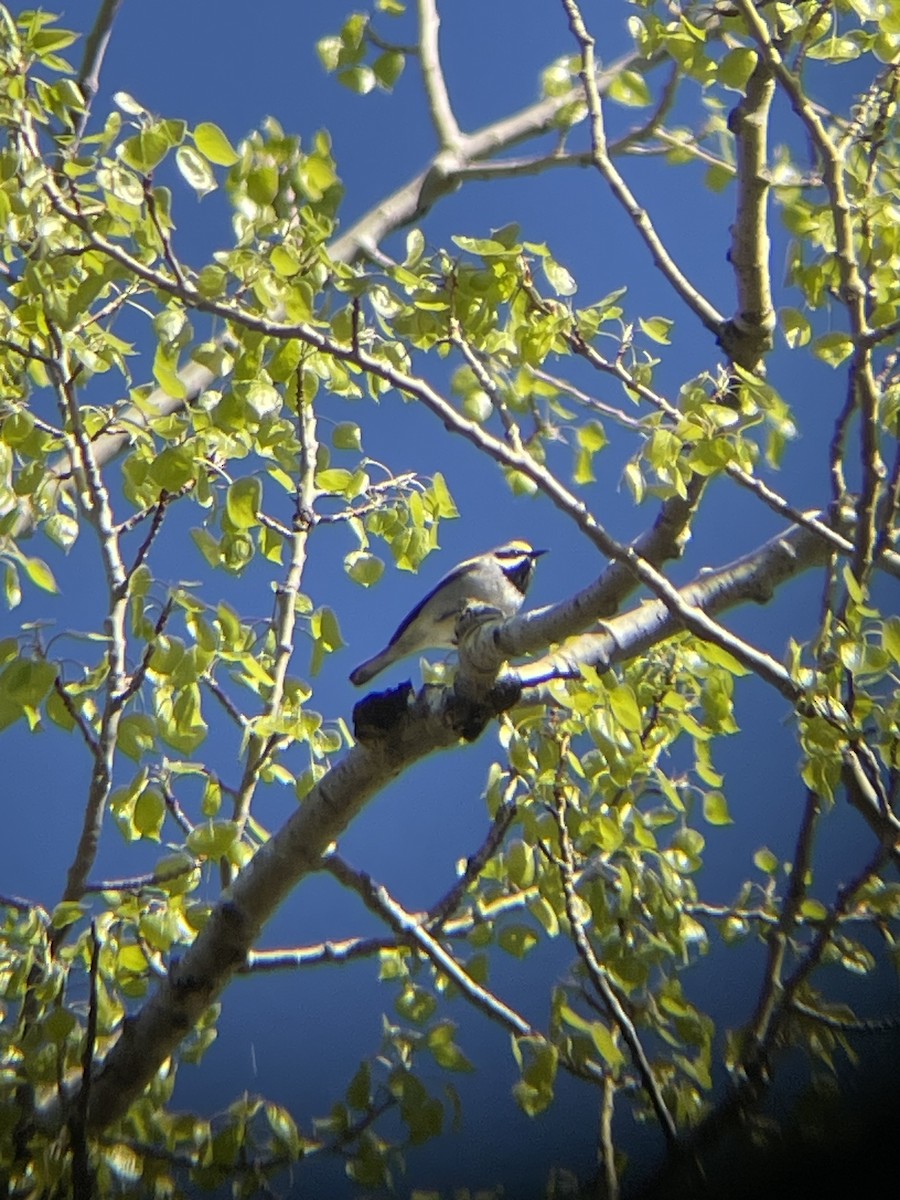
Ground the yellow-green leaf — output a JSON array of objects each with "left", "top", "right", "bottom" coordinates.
[{"left": 194, "top": 121, "right": 239, "bottom": 166}]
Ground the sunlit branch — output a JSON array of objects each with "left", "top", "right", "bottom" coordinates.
[
  {"left": 72, "top": 0, "right": 124, "bottom": 145},
  {"left": 733, "top": 0, "right": 885, "bottom": 585},
  {"left": 227, "top": 375, "right": 317, "bottom": 858},
  {"left": 416, "top": 0, "right": 461, "bottom": 151},
  {"left": 723, "top": 55, "right": 776, "bottom": 368},
  {"left": 330, "top": 49, "right": 668, "bottom": 260},
  {"left": 244, "top": 888, "right": 537, "bottom": 973},
  {"left": 43, "top": 330, "right": 131, "bottom": 926},
  {"left": 200, "top": 673, "right": 249, "bottom": 732},
  {"left": 0, "top": 893, "right": 50, "bottom": 920},
  {"left": 52, "top": 676, "right": 99, "bottom": 753},
  {"left": 560, "top": 0, "right": 725, "bottom": 337},
  {"left": 322, "top": 854, "right": 538, "bottom": 1041},
  {"left": 160, "top": 776, "right": 196, "bottom": 837}
]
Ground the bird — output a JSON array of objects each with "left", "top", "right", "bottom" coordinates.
[{"left": 349, "top": 540, "right": 547, "bottom": 686}]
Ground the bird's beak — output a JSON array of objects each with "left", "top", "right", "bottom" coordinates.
[{"left": 533, "top": 548, "right": 548, "bottom": 558}]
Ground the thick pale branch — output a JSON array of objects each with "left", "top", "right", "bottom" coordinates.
[
  {"left": 514, "top": 516, "right": 834, "bottom": 685},
  {"left": 722, "top": 55, "right": 776, "bottom": 368},
  {"left": 416, "top": 0, "right": 461, "bottom": 151}
]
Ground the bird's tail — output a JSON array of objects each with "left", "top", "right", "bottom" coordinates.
[{"left": 349, "top": 649, "right": 392, "bottom": 687}]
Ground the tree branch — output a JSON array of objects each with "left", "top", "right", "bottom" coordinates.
[{"left": 560, "top": 0, "right": 726, "bottom": 336}]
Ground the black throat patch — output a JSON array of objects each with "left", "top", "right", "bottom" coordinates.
[{"left": 504, "top": 556, "right": 535, "bottom": 596}]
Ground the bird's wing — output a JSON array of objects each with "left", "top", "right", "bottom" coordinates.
[{"left": 386, "top": 560, "right": 471, "bottom": 648}]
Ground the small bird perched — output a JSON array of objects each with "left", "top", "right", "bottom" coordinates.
[{"left": 349, "top": 540, "right": 546, "bottom": 686}]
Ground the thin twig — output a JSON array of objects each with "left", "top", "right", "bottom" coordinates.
[
  {"left": 550, "top": 779, "right": 679, "bottom": 1148},
  {"left": 560, "top": 0, "right": 725, "bottom": 336},
  {"left": 52, "top": 677, "right": 99, "bottom": 752},
  {"left": 427, "top": 781, "right": 520, "bottom": 930},
  {"left": 70, "top": 921, "right": 100, "bottom": 1199},
  {"left": 323, "top": 854, "right": 539, "bottom": 1041}
]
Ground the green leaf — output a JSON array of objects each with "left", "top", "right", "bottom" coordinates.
[
  {"left": 428, "top": 472, "right": 459, "bottom": 518},
  {"left": 577, "top": 420, "right": 607, "bottom": 454},
  {"left": 194, "top": 121, "right": 239, "bottom": 166},
  {"left": 718, "top": 47, "right": 758, "bottom": 91},
  {"left": 3, "top": 563, "right": 21, "bottom": 610},
  {"left": 813, "top": 331, "right": 854, "bottom": 368},
  {"left": 427, "top": 1023, "right": 474, "bottom": 1072},
  {"left": 806, "top": 36, "right": 861, "bottom": 62},
  {"left": 187, "top": 820, "right": 241, "bottom": 859},
  {"left": 2, "top": 657, "right": 57, "bottom": 706},
  {"left": 337, "top": 65, "right": 376, "bottom": 94},
  {"left": 315, "top": 467, "right": 352, "bottom": 494},
  {"left": 21, "top": 555, "right": 59, "bottom": 594},
  {"left": 119, "top": 126, "right": 173, "bottom": 173},
  {"left": 312, "top": 606, "right": 345, "bottom": 653},
  {"left": 332, "top": 422, "right": 362, "bottom": 451},
  {"left": 118, "top": 714, "right": 157, "bottom": 761},
  {"left": 560, "top": 1004, "right": 625, "bottom": 1072},
  {"left": 754, "top": 847, "right": 778, "bottom": 874},
  {"left": 134, "top": 787, "right": 165, "bottom": 841},
  {"left": 345, "top": 551, "right": 384, "bottom": 588},
  {"left": 705, "top": 163, "right": 733, "bottom": 193},
  {"left": 404, "top": 228, "right": 425, "bottom": 267},
  {"left": 511, "top": 1035, "right": 558, "bottom": 1116},
  {"left": 117, "top": 943, "right": 148, "bottom": 974},
  {"left": 316, "top": 35, "right": 343, "bottom": 72},
  {"left": 175, "top": 145, "right": 217, "bottom": 196},
  {"left": 542, "top": 256, "right": 577, "bottom": 296},
  {"left": 373, "top": 50, "right": 404, "bottom": 89},
  {"left": 498, "top": 924, "right": 539, "bottom": 958},
  {"left": 270, "top": 245, "right": 300, "bottom": 277},
  {"left": 266, "top": 1103, "right": 301, "bottom": 1157},
  {"left": 51, "top": 900, "right": 87, "bottom": 930},
  {"left": 452, "top": 235, "right": 518, "bottom": 257},
  {"left": 226, "top": 477, "right": 262, "bottom": 530},
  {"left": 883, "top": 616, "right": 900, "bottom": 663},
  {"left": 702, "top": 790, "right": 733, "bottom": 826},
  {"left": 608, "top": 68, "right": 651, "bottom": 106},
  {"left": 639, "top": 316, "right": 673, "bottom": 344},
  {"left": 609, "top": 683, "right": 642, "bottom": 732},
  {"left": 780, "top": 307, "right": 811, "bottom": 349},
  {"left": 152, "top": 346, "right": 188, "bottom": 399},
  {"left": 247, "top": 165, "right": 278, "bottom": 205}
]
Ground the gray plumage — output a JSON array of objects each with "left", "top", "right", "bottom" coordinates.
[{"left": 350, "top": 540, "right": 546, "bottom": 686}]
